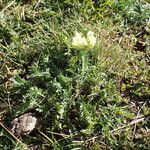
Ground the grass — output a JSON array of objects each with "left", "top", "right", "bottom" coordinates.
[{"left": 0, "top": 0, "right": 150, "bottom": 149}]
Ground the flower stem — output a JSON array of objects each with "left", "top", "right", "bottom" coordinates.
[{"left": 81, "top": 53, "right": 88, "bottom": 75}]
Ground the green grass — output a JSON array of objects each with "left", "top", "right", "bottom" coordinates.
[{"left": 0, "top": 0, "right": 150, "bottom": 149}]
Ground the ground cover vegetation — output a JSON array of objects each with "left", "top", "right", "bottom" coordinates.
[{"left": 0, "top": 0, "right": 150, "bottom": 149}]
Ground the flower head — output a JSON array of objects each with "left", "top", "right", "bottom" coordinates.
[
  {"left": 72, "top": 31, "right": 96, "bottom": 50},
  {"left": 72, "top": 32, "right": 87, "bottom": 49},
  {"left": 87, "top": 31, "right": 96, "bottom": 48}
]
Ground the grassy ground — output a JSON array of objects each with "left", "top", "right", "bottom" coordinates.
[{"left": 0, "top": 0, "right": 150, "bottom": 149}]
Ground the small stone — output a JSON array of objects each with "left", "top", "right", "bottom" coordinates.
[{"left": 10, "top": 113, "right": 38, "bottom": 136}]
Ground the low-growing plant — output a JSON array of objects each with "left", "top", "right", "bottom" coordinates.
[{"left": 0, "top": 0, "right": 149, "bottom": 149}]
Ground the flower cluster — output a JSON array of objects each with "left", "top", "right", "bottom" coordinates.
[{"left": 72, "top": 31, "right": 96, "bottom": 50}]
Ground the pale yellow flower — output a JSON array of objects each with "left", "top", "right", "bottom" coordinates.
[
  {"left": 72, "top": 32, "right": 87, "bottom": 49},
  {"left": 87, "top": 31, "right": 96, "bottom": 48},
  {"left": 72, "top": 31, "right": 96, "bottom": 50}
]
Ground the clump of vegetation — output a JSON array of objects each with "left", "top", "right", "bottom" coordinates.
[{"left": 0, "top": 0, "right": 149, "bottom": 149}]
